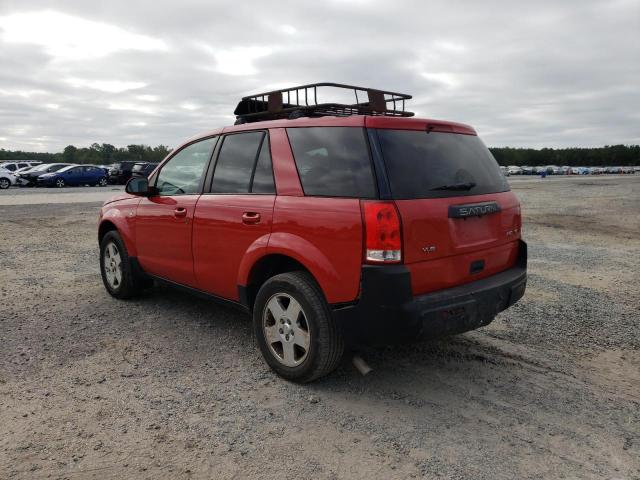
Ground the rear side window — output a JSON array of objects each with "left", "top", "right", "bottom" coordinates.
[
  {"left": 377, "top": 130, "right": 510, "bottom": 199},
  {"left": 251, "top": 136, "right": 275, "bottom": 194},
  {"left": 212, "top": 132, "right": 264, "bottom": 193},
  {"left": 286, "top": 127, "right": 376, "bottom": 198}
]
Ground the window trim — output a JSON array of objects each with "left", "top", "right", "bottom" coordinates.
[
  {"left": 285, "top": 126, "right": 379, "bottom": 200},
  {"left": 204, "top": 130, "right": 276, "bottom": 196},
  {"left": 151, "top": 135, "right": 219, "bottom": 197}
]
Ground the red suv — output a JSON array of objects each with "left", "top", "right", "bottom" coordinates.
[{"left": 98, "top": 83, "right": 526, "bottom": 382}]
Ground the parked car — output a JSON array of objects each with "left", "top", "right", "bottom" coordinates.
[
  {"left": 622, "top": 166, "right": 635, "bottom": 174},
  {"left": 37, "top": 165, "right": 108, "bottom": 188},
  {"left": 15, "top": 163, "right": 74, "bottom": 186},
  {"left": 98, "top": 83, "right": 527, "bottom": 382},
  {"left": 131, "top": 162, "right": 159, "bottom": 178},
  {"left": 108, "top": 161, "right": 138, "bottom": 184},
  {"left": 521, "top": 166, "right": 534, "bottom": 175},
  {"left": 0, "top": 170, "right": 17, "bottom": 189},
  {"left": 499, "top": 165, "right": 509, "bottom": 176},
  {"left": 0, "top": 160, "right": 42, "bottom": 172},
  {"left": 507, "top": 166, "right": 522, "bottom": 175}
]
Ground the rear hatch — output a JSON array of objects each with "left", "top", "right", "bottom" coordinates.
[{"left": 374, "top": 125, "right": 522, "bottom": 296}]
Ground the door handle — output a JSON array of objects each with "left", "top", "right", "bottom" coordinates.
[
  {"left": 174, "top": 207, "right": 187, "bottom": 218},
  {"left": 242, "top": 212, "right": 261, "bottom": 224}
]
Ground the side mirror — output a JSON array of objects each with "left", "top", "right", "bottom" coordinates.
[{"left": 126, "top": 177, "right": 152, "bottom": 196}]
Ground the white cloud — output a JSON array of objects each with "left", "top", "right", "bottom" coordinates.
[
  {"left": 421, "top": 72, "right": 460, "bottom": 88},
  {"left": 434, "top": 40, "right": 467, "bottom": 53},
  {"left": 0, "top": 10, "right": 167, "bottom": 60},
  {"left": 180, "top": 102, "right": 200, "bottom": 111},
  {"left": 137, "top": 94, "right": 159, "bottom": 102},
  {"left": 0, "top": 1, "right": 637, "bottom": 151},
  {"left": 108, "top": 102, "right": 156, "bottom": 115},
  {"left": 281, "top": 25, "right": 297, "bottom": 35},
  {"left": 213, "top": 46, "right": 273, "bottom": 76},
  {"left": 65, "top": 78, "right": 147, "bottom": 93},
  {"left": 0, "top": 88, "right": 48, "bottom": 98}
]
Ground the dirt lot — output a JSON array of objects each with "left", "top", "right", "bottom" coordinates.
[{"left": 1, "top": 176, "right": 639, "bottom": 479}]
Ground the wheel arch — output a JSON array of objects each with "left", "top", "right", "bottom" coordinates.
[
  {"left": 240, "top": 253, "right": 323, "bottom": 312},
  {"left": 98, "top": 213, "right": 138, "bottom": 257}
]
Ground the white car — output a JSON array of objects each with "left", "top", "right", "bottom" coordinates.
[
  {"left": 0, "top": 169, "right": 17, "bottom": 189},
  {"left": 0, "top": 161, "right": 42, "bottom": 173},
  {"left": 507, "top": 166, "right": 523, "bottom": 175}
]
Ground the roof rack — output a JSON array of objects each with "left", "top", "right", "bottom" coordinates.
[{"left": 234, "top": 82, "right": 414, "bottom": 123}]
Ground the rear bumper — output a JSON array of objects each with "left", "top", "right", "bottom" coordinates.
[{"left": 333, "top": 240, "right": 527, "bottom": 346}]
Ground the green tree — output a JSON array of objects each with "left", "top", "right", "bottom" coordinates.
[{"left": 62, "top": 145, "right": 77, "bottom": 163}]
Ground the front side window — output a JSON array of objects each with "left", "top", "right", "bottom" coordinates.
[
  {"left": 156, "top": 138, "right": 216, "bottom": 195},
  {"left": 211, "top": 131, "right": 265, "bottom": 194},
  {"left": 286, "top": 127, "right": 376, "bottom": 198}
]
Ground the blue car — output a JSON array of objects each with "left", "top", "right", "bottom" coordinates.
[{"left": 37, "top": 165, "right": 108, "bottom": 188}]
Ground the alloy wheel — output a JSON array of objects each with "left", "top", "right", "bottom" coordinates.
[
  {"left": 56, "top": 179, "right": 65, "bottom": 188},
  {"left": 103, "top": 242, "right": 123, "bottom": 290},
  {"left": 0, "top": 178, "right": 9, "bottom": 189},
  {"left": 262, "top": 293, "right": 311, "bottom": 367}
]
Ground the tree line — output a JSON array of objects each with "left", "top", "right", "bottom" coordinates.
[
  {"left": 1, "top": 143, "right": 639, "bottom": 167},
  {"left": 489, "top": 145, "right": 639, "bottom": 167},
  {"left": 0, "top": 143, "right": 171, "bottom": 165}
]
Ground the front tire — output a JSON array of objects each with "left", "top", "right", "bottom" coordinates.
[
  {"left": 0, "top": 178, "right": 10, "bottom": 189},
  {"left": 253, "top": 272, "right": 344, "bottom": 382},
  {"left": 100, "top": 231, "right": 141, "bottom": 299},
  {"left": 55, "top": 178, "right": 65, "bottom": 188}
]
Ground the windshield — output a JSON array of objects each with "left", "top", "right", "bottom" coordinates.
[
  {"left": 47, "top": 164, "right": 69, "bottom": 172},
  {"left": 31, "top": 164, "right": 51, "bottom": 172},
  {"left": 377, "top": 130, "right": 510, "bottom": 199}
]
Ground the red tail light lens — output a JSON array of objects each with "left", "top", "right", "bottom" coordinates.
[{"left": 362, "top": 201, "right": 402, "bottom": 263}]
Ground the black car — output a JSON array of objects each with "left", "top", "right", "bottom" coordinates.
[
  {"left": 131, "top": 162, "right": 159, "bottom": 178},
  {"left": 17, "top": 163, "right": 74, "bottom": 186},
  {"left": 108, "top": 161, "right": 138, "bottom": 184}
]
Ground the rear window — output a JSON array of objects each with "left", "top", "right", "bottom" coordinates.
[
  {"left": 377, "top": 130, "right": 510, "bottom": 199},
  {"left": 286, "top": 127, "right": 376, "bottom": 198}
]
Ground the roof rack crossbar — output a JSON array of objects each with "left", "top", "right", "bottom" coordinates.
[{"left": 234, "top": 82, "right": 414, "bottom": 123}]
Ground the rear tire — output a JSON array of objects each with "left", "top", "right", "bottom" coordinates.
[
  {"left": 97, "top": 177, "right": 107, "bottom": 187},
  {"left": 253, "top": 271, "right": 344, "bottom": 382},
  {"left": 100, "top": 231, "right": 141, "bottom": 299},
  {"left": 0, "top": 178, "right": 10, "bottom": 189}
]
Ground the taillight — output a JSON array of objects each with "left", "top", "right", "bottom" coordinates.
[{"left": 362, "top": 201, "right": 402, "bottom": 264}]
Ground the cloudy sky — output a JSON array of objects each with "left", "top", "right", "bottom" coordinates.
[{"left": 0, "top": 0, "right": 638, "bottom": 152}]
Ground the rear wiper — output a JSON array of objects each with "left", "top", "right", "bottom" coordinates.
[{"left": 430, "top": 182, "right": 476, "bottom": 191}]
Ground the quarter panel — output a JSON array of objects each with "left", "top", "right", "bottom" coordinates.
[{"left": 270, "top": 196, "right": 364, "bottom": 304}]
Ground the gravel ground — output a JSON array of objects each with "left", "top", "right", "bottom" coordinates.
[{"left": 1, "top": 176, "right": 639, "bottom": 479}]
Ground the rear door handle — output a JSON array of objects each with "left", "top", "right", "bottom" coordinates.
[
  {"left": 174, "top": 207, "right": 187, "bottom": 218},
  {"left": 242, "top": 212, "right": 261, "bottom": 224}
]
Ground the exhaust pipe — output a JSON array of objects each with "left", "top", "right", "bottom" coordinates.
[{"left": 352, "top": 355, "right": 372, "bottom": 376}]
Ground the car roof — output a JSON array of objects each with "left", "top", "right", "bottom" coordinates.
[{"left": 176, "top": 115, "right": 476, "bottom": 154}]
